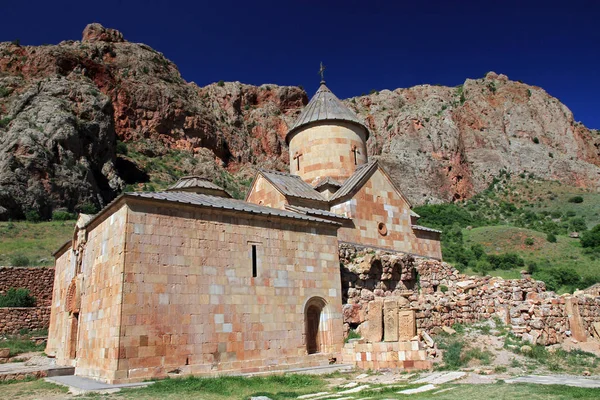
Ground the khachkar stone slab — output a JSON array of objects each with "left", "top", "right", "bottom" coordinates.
[
  {"left": 398, "top": 309, "right": 416, "bottom": 340},
  {"left": 383, "top": 299, "right": 399, "bottom": 342},
  {"left": 365, "top": 300, "right": 383, "bottom": 343}
]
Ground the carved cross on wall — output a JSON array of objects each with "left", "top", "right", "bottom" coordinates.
[
  {"left": 351, "top": 145, "right": 358, "bottom": 165},
  {"left": 293, "top": 151, "right": 303, "bottom": 171}
]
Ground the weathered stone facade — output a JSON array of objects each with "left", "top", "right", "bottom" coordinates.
[
  {"left": 288, "top": 122, "right": 369, "bottom": 185},
  {"left": 0, "top": 267, "right": 55, "bottom": 306},
  {"left": 340, "top": 244, "right": 600, "bottom": 346},
  {"left": 333, "top": 168, "right": 442, "bottom": 258},
  {"left": 47, "top": 196, "right": 343, "bottom": 383},
  {"left": 0, "top": 307, "right": 51, "bottom": 335}
]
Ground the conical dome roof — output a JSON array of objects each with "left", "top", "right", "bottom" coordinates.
[{"left": 286, "top": 82, "right": 369, "bottom": 143}]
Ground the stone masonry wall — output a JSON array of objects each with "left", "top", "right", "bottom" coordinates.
[
  {"left": 340, "top": 243, "right": 600, "bottom": 346},
  {"left": 0, "top": 307, "right": 51, "bottom": 334},
  {"left": 0, "top": 267, "right": 55, "bottom": 306}
]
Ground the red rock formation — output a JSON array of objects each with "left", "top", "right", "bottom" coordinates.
[{"left": 0, "top": 24, "right": 598, "bottom": 218}]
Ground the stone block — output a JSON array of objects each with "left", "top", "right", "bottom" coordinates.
[
  {"left": 398, "top": 309, "right": 416, "bottom": 340},
  {"left": 364, "top": 300, "right": 383, "bottom": 343},
  {"left": 383, "top": 299, "right": 399, "bottom": 342}
]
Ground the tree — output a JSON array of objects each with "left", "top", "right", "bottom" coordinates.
[{"left": 581, "top": 225, "right": 600, "bottom": 249}]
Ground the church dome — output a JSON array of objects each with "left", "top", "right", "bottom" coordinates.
[{"left": 286, "top": 82, "right": 369, "bottom": 144}]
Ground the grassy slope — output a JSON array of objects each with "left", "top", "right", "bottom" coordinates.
[
  {"left": 463, "top": 225, "right": 600, "bottom": 281},
  {"left": 0, "top": 221, "right": 75, "bottom": 266}
]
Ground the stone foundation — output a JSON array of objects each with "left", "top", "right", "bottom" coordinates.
[
  {"left": 0, "top": 307, "right": 51, "bottom": 334},
  {"left": 342, "top": 339, "right": 431, "bottom": 370}
]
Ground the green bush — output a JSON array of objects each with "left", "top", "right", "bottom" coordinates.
[
  {"left": 10, "top": 255, "right": 30, "bottom": 267},
  {"left": 581, "top": 225, "right": 600, "bottom": 249},
  {"left": 568, "top": 196, "right": 584, "bottom": 203},
  {"left": 0, "top": 288, "right": 36, "bottom": 307},
  {"left": 532, "top": 137, "right": 540, "bottom": 144},
  {"left": 217, "top": 80, "right": 225, "bottom": 87},
  {"left": 525, "top": 238, "right": 535, "bottom": 246},
  {"left": 52, "top": 211, "right": 75, "bottom": 221},
  {"left": 116, "top": 141, "right": 128, "bottom": 155},
  {"left": 570, "top": 217, "right": 587, "bottom": 232},
  {"left": 566, "top": 211, "right": 577, "bottom": 217},
  {"left": 24, "top": 210, "right": 41, "bottom": 222},
  {"left": 546, "top": 233, "right": 557, "bottom": 243},
  {"left": 487, "top": 253, "right": 525, "bottom": 270},
  {"left": 79, "top": 203, "right": 98, "bottom": 214}
]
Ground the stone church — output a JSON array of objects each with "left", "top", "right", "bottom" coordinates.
[{"left": 46, "top": 80, "right": 442, "bottom": 383}]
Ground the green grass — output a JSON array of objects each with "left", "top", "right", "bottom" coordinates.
[
  {"left": 408, "top": 383, "right": 600, "bottom": 399},
  {"left": 464, "top": 225, "right": 600, "bottom": 290},
  {"left": 117, "top": 374, "right": 328, "bottom": 400},
  {"left": 0, "top": 220, "right": 75, "bottom": 266},
  {"left": 0, "top": 330, "right": 47, "bottom": 356}
]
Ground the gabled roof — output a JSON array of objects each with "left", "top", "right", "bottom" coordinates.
[
  {"left": 256, "top": 169, "right": 327, "bottom": 202},
  {"left": 313, "top": 177, "right": 342, "bottom": 191},
  {"left": 285, "top": 204, "right": 351, "bottom": 220},
  {"left": 411, "top": 225, "right": 442, "bottom": 234},
  {"left": 286, "top": 82, "right": 369, "bottom": 143},
  {"left": 329, "top": 160, "right": 413, "bottom": 208},
  {"left": 167, "top": 176, "right": 231, "bottom": 197},
  {"left": 329, "top": 161, "right": 377, "bottom": 202},
  {"left": 126, "top": 192, "right": 338, "bottom": 225}
]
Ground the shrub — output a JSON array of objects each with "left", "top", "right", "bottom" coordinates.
[
  {"left": 566, "top": 211, "right": 577, "bottom": 217},
  {"left": 0, "top": 288, "right": 36, "bottom": 307},
  {"left": 532, "top": 137, "right": 540, "bottom": 144},
  {"left": 10, "top": 255, "right": 30, "bottom": 267},
  {"left": 581, "top": 225, "right": 600, "bottom": 249},
  {"left": 568, "top": 196, "right": 584, "bottom": 203},
  {"left": 52, "top": 211, "right": 75, "bottom": 221},
  {"left": 527, "top": 261, "right": 539, "bottom": 274},
  {"left": 24, "top": 210, "right": 41, "bottom": 222},
  {"left": 116, "top": 141, "right": 128, "bottom": 155},
  {"left": 79, "top": 203, "right": 98, "bottom": 214},
  {"left": 525, "top": 238, "right": 535, "bottom": 246},
  {"left": 217, "top": 80, "right": 225, "bottom": 87},
  {"left": 546, "top": 233, "right": 557, "bottom": 243},
  {"left": 0, "top": 116, "right": 12, "bottom": 128},
  {"left": 570, "top": 217, "right": 587, "bottom": 232},
  {"left": 0, "top": 86, "right": 10, "bottom": 98},
  {"left": 487, "top": 253, "right": 525, "bottom": 270},
  {"left": 345, "top": 329, "right": 361, "bottom": 343}
]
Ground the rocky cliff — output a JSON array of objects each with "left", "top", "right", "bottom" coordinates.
[{"left": 0, "top": 23, "right": 598, "bottom": 219}]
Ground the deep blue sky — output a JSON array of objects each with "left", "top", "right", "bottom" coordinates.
[{"left": 2, "top": 0, "right": 599, "bottom": 128}]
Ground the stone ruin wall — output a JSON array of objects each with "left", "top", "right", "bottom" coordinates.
[
  {"left": 0, "top": 267, "right": 55, "bottom": 334},
  {"left": 339, "top": 243, "right": 600, "bottom": 346},
  {"left": 0, "top": 267, "right": 55, "bottom": 306}
]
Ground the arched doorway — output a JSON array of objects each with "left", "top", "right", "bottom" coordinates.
[{"left": 304, "top": 297, "right": 331, "bottom": 355}]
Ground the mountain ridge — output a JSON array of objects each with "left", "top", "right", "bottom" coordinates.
[{"left": 0, "top": 23, "right": 598, "bottom": 220}]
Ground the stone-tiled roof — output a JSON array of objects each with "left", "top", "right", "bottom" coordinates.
[
  {"left": 127, "top": 192, "right": 339, "bottom": 225},
  {"left": 167, "top": 176, "right": 226, "bottom": 192},
  {"left": 259, "top": 169, "right": 326, "bottom": 202},
  {"left": 286, "top": 82, "right": 369, "bottom": 142},
  {"left": 313, "top": 176, "right": 343, "bottom": 190},
  {"left": 285, "top": 204, "right": 351, "bottom": 220},
  {"left": 329, "top": 161, "right": 378, "bottom": 202},
  {"left": 411, "top": 225, "right": 442, "bottom": 234}
]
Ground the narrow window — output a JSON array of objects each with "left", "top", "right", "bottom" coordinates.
[
  {"left": 251, "top": 245, "right": 257, "bottom": 277},
  {"left": 351, "top": 145, "right": 358, "bottom": 165}
]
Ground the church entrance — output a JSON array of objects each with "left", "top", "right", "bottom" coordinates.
[
  {"left": 67, "top": 312, "right": 79, "bottom": 359},
  {"left": 306, "top": 304, "right": 321, "bottom": 354},
  {"left": 305, "top": 297, "right": 331, "bottom": 355}
]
